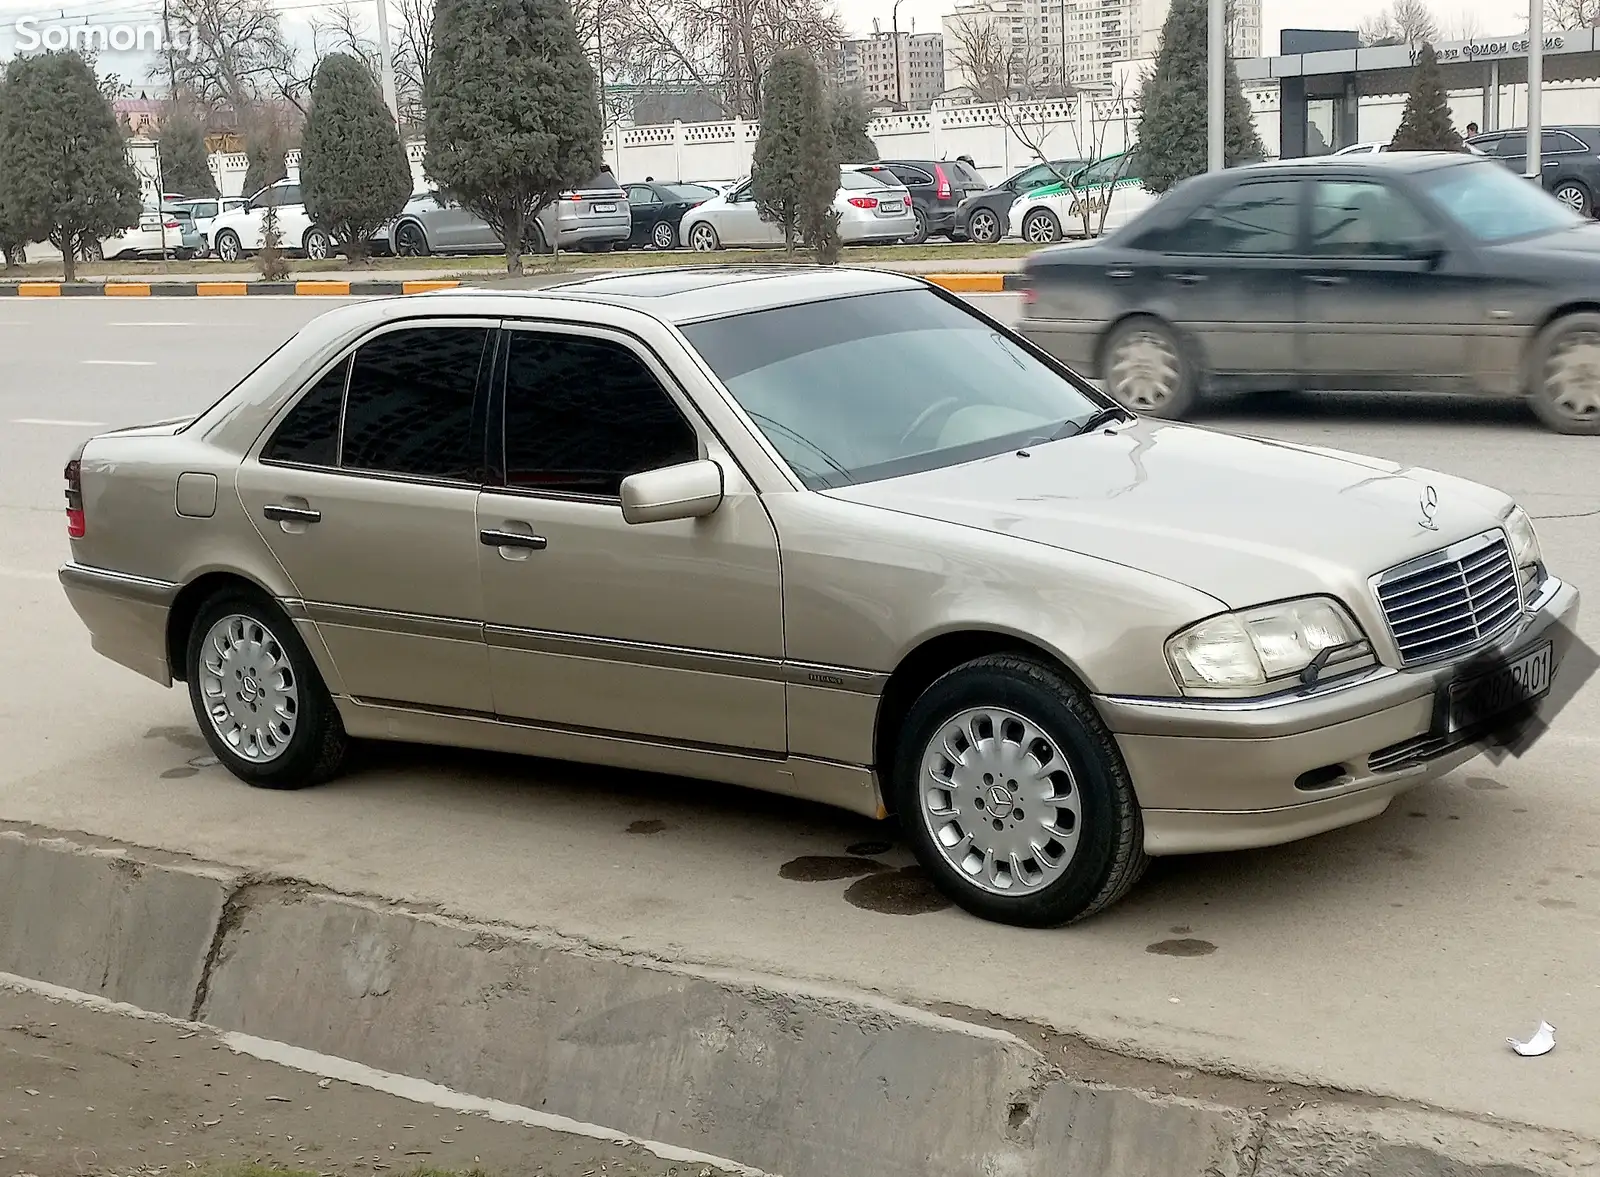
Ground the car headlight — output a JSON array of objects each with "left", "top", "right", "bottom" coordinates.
[
  {"left": 1503, "top": 505, "right": 1541, "bottom": 570},
  {"left": 1167, "top": 596, "right": 1367, "bottom": 695}
]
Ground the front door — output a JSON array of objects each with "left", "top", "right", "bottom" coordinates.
[
  {"left": 1300, "top": 177, "right": 1479, "bottom": 391},
  {"left": 235, "top": 320, "right": 495, "bottom": 712},
  {"left": 718, "top": 184, "right": 783, "bottom": 247},
  {"left": 1141, "top": 176, "right": 1306, "bottom": 390},
  {"left": 476, "top": 323, "right": 787, "bottom": 752}
]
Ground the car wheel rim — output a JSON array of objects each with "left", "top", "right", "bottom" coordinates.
[
  {"left": 972, "top": 211, "right": 998, "bottom": 242},
  {"left": 309, "top": 234, "right": 327, "bottom": 259},
  {"left": 199, "top": 613, "right": 299, "bottom": 764},
  {"left": 1025, "top": 215, "right": 1055, "bottom": 244},
  {"left": 1559, "top": 186, "right": 1585, "bottom": 211},
  {"left": 397, "top": 227, "right": 420, "bottom": 256},
  {"left": 918, "top": 706, "right": 1083, "bottom": 897},
  {"left": 654, "top": 223, "right": 674, "bottom": 249},
  {"left": 219, "top": 236, "right": 238, "bottom": 261},
  {"left": 1108, "top": 330, "right": 1181, "bottom": 410},
  {"left": 1545, "top": 330, "right": 1600, "bottom": 418},
  {"left": 691, "top": 226, "right": 715, "bottom": 251}
]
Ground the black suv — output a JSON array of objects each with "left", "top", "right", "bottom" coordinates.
[
  {"left": 1468, "top": 125, "right": 1600, "bottom": 216},
  {"left": 848, "top": 159, "right": 989, "bottom": 243},
  {"left": 954, "top": 159, "right": 1088, "bottom": 244}
]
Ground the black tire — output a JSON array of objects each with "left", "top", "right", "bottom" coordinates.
[
  {"left": 527, "top": 222, "right": 552, "bottom": 255},
  {"left": 303, "top": 228, "right": 333, "bottom": 260},
  {"left": 967, "top": 207, "right": 1003, "bottom": 244},
  {"left": 185, "top": 589, "right": 349, "bottom": 790},
  {"left": 904, "top": 207, "right": 930, "bottom": 246},
  {"left": 688, "top": 221, "right": 721, "bottom": 252},
  {"left": 215, "top": 230, "right": 243, "bottom": 262},
  {"left": 652, "top": 219, "right": 677, "bottom": 250},
  {"left": 1554, "top": 181, "right": 1592, "bottom": 217},
  {"left": 394, "top": 221, "right": 430, "bottom": 257},
  {"left": 893, "top": 654, "right": 1148, "bottom": 927},
  {"left": 1022, "top": 208, "right": 1062, "bottom": 245},
  {"left": 1528, "top": 311, "right": 1600, "bottom": 435},
  {"left": 1101, "top": 316, "right": 1198, "bottom": 419}
]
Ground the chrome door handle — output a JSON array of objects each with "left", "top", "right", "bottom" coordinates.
[
  {"left": 480, "top": 529, "right": 547, "bottom": 550},
  {"left": 263, "top": 504, "right": 320, "bottom": 523},
  {"left": 1306, "top": 274, "right": 1348, "bottom": 286},
  {"left": 1107, "top": 268, "right": 1134, "bottom": 279},
  {"left": 1167, "top": 272, "right": 1206, "bottom": 285}
]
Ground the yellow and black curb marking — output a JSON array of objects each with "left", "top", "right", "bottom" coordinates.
[
  {"left": 0, "top": 279, "right": 464, "bottom": 298},
  {"left": 0, "top": 273, "right": 1024, "bottom": 298}
]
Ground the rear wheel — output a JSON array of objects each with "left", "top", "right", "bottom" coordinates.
[
  {"left": 1022, "top": 209, "right": 1061, "bottom": 245},
  {"left": 303, "top": 228, "right": 333, "bottom": 260},
  {"left": 215, "top": 230, "right": 242, "bottom": 262},
  {"left": 903, "top": 207, "right": 930, "bottom": 245},
  {"left": 394, "top": 221, "right": 430, "bottom": 257},
  {"left": 893, "top": 654, "right": 1147, "bottom": 927},
  {"left": 967, "top": 208, "right": 1002, "bottom": 244},
  {"left": 185, "top": 590, "right": 348, "bottom": 790},
  {"left": 652, "top": 220, "right": 678, "bottom": 250},
  {"left": 1554, "top": 181, "right": 1592, "bottom": 217},
  {"left": 1529, "top": 311, "right": 1600, "bottom": 434},
  {"left": 689, "top": 221, "right": 721, "bottom": 252},
  {"left": 1103, "top": 317, "right": 1197, "bottom": 419}
]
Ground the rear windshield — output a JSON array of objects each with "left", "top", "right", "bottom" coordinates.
[
  {"left": 952, "top": 161, "right": 985, "bottom": 185},
  {"left": 841, "top": 171, "right": 892, "bottom": 189},
  {"left": 681, "top": 289, "right": 1103, "bottom": 489},
  {"left": 664, "top": 184, "right": 715, "bottom": 201}
]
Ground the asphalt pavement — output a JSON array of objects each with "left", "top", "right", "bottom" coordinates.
[{"left": 2, "top": 295, "right": 1598, "bottom": 1141}]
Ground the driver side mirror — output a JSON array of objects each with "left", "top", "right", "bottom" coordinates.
[
  {"left": 1406, "top": 234, "right": 1447, "bottom": 264},
  {"left": 620, "top": 459, "right": 724, "bottom": 525}
]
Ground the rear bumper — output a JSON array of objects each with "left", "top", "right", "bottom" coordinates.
[
  {"left": 842, "top": 210, "right": 917, "bottom": 243},
  {"left": 59, "top": 562, "right": 178, "bottom": 687},
  {"left": 556, "top": 220, "right": 631, "bottom": 247},
  {"left": 1097, "top": 577, "right": 1580, "bottom": 855}
]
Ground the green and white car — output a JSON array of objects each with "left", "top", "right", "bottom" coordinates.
[{"left": 1009, "top": 151, "right": 1157, "bottom": 243}]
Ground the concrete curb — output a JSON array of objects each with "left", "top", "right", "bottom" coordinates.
[
  {"left": 3, "top": 827, "right": 1589, "bottom": 1177},
  {"left": 0, "top": 274, "right": 1024, "bottom": 297},
  {"left": 0, "top": 279, "right": 463, "bottom": 297}
]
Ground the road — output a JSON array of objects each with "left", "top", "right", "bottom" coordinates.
[
  {"left": 0, "top": 982, "right": 742, "bottom": 1176},
  {"left": 2, "top": 295, "right": 1598, "bottom": 1139}
]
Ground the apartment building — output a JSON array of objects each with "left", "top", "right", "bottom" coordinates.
[{"left": 838, "top": 28, "right": 947, "bottom": 109}]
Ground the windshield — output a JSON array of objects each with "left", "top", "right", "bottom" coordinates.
[
  {"left": 680, "top": 289, "right": 1105, "bottom": 489},
  {"left": 665, "top": 184, "right": 715, "bottom": 201},
  {"left": 1418, "top": 159, "right": 1586, "bottom": 242}
]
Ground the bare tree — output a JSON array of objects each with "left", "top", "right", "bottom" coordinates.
[
  {"left": 161, "top": 0, "right": 294, "bottom": 117},
  {"left": 946, "top": 13, "right": 1046, "bottom": 102},
  {"left": 993, "top": 78, "right": 1130, "bottom": 240},
  {"left": 392, "top": 0, "right": 433, "bottom": 126},
  {"left": 1543, "top": 0, "right": 1600, "bottom": 28},
  {"left": 1359, "top": 0, "right": 1441, "bottom": 45},
  {"left": 602, "top": 0, "right": 845, "bottom": 120},
  {"left": 261, "top": 6, "right": 383, "bottom": 117},
  {"left": 1443, "top": 8, "right": 1483, "bottom": 39}
]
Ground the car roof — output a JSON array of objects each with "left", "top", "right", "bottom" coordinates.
[
  {"left": 527, "top": 265, "right": 924, "bottom": 323},
  {"left": 1235, "top": 151, "right": 1477, "bottom": 175}
]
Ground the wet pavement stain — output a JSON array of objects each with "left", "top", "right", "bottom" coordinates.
[
  {"left": 1467, "top": 777, "right": 1509, "bottom": 791},
  {"left": 1539, "top": 898, "right": 1579, "bottom": 910},
  {"left": 144, "top": 725, "right": 206, "bottom": 752},
  {"left": 1407, "top": 810, "right": 1428, "bottom": 819},
  {"left": 780, "top": 855, "right": 893, "bottom": 882},
  {"left": 1384, "top": 846, "right": 1421, "bottom": 860},
  {"left": 846, "top": 840, "right": 894, "bottom": 857},
  {"left": 625, "top": 819, "right": 669, "bottom": 835},
  {"left": 843, "top": 866, "right": 952, "bottom": 915},
  {"left": 1146, "top": 938, "right": 1217, "bottom": 957},
  {"left": 160, "top": 767, "right": 198, "bottom": 779},
  {"left": 1513, "top": 808, "right": 1529, "bottom": 814},
  {"left": 1169, "top": 924, "right": 1192, "bottom": 935}
]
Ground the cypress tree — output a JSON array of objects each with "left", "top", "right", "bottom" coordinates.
[
  {"left": 1390, "top": 43, "right": 1464, "bottom": 152},
  {"left": 425, "top": 0, "right": 603, "bottom": 275},
  {"left": 241, "top": 128, "right": 288, "bottom": 200},
  {"left": 158, "top": 111, "right": 218, "bottom": 198},
  {"left": 0, "top": 52, "right": 141, "bottom": 282},
  {"left": 0, "top": 70, "right": 29, "bottom": 268},
  {"left": 301, "top": 53, "right": 413, "bottom": 263},
  {"left": 1135, "top": 0, "right": 1265, "bottom": 195},
  {"left": 751, "top": 49, "right": 839, "bottom": 258},
  {"left": 829, "top": 88, "right": 879, "bottom": 164}
]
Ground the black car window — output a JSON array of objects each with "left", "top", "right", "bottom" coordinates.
[
  {"left": 1309, "top": 180, "right": 1433, "bottom": 257},
  {"left": 1547, "top": 130, "right": 1587, "bottom": 153},
  {"left": 1496, "top": 132, "right": 1528, "bottom": 156},
  {"left": 891, "top": 165, "right": 934, "bottom": 185},
  {"left": 665, "top": 184, "right": 715, "bottom": 201},
  {"left": 501, "top": 332, "right": 699, "bottom": 498},
  {"left": 1418, "top": 158, "right": 1586, "bottom": 243},
  {"left": 277, "top": 184, "right": 301, "bottom": 206},
  {"left": 341, "top": 326, "right": 488, "bottom": 481},
  {"left": 261, "top": 357, "right": 348, "bottom": 467},
  {"left": 1165, "top": 180, "right": 1301, "bottom": 255},
  {"left": 627, "top": 186, "right": 659, "bottom": 204},
  {"left": 1012, "top": 164, "right": 1054, "bottom": 190}
]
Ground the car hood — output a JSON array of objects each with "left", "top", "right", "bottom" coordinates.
[
  {"left": 1497, "top": 220, "right": 1600, "bottom": 261},
  {"left": 827, "top": 419, "right": 1515, "bottom": 609}
]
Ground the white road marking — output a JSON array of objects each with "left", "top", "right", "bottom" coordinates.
[
  {"left": 0, "top": 971, "right": 776, "bottom": 1177},
  {"left": 12, "top": 418, "right": 107, "bottom": 427},
  {"left": 107, "top": 321, "right": 196, "bottom": 327},
  {"left": 82, "top": 359, "right": 155, "bottom": 366}
]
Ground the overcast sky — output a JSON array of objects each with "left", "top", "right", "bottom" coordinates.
[{"left": 0, "top": 0, "right": 1538, "bottom": 76}]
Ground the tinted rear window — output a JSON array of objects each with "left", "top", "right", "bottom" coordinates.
[{"left": 841, "top": 171, "right": 891, "bottom": 189}]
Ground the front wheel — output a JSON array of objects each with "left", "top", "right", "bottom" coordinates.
[
  {"left": 394, "top": 221, "right": 430, "bottom": 257},
  {"left": 185, "top": 591, "right": 349, "bottom": 790},
  {"left": 893, "top": 654, "right": 1147, "bottom": 927},
  {"left": 967, "top": 208, "right": 1002, "bottom": 244},
  {"left": 303, "top": 228, "right": 333, "bottom": 260},
  {"left": 688, "top": 221, "right": 721, "bottom": 252},
  {"left": 1102, "top": 317, "right": 1197, "bottom": 419},
  {"left": 1022, "top": 209, "right": 1062, "bottom": 245},
  {"left": 1529, "top": 311, "right": 1600, "bottom": 434}
]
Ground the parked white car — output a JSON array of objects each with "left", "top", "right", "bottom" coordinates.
[
  {"left": 1010, "top": 150, "right": 1158, "bottom": 244},
  {"left": 206, "top": 179, "right": 333, "bottom": 262},
  {"left": 174, "top": 196, "right": 247, "bottom": 258},
  {"left": 681, "top": 168, "right": 917, "bottom": 250},
  {"left": 89, "top": 204, "right": 203, "bottom": 260}
]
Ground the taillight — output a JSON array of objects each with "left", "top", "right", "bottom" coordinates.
[
  {"left": 848, "top": 196, "right": 879, "bottom": 209},
  {"left": 64, "top": 458, "right": 85, "bottom": 538},
  {"left": 1022, "top": 287, "right": 1038, "bottom": 306},
  {"left": 164, "top": 220, "right": 180, "bottom": 229},
  {"left": 935, "top": 164, "right": 952, "bottom": 200}
]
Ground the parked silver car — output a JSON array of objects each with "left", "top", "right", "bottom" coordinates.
[
  {"left": 375, "top": 172, "right": 632, "bottom": 255},
  {"left": 680, "top": 169, "right": 917, "bottom": 251}
]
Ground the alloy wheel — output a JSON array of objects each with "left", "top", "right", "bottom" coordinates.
[
  {"left": 1543, "top": 328, "right": 1600, "bottom": 423},
  {"left": 1023, "top": 211, "right": 1060, "bottom": 245},
  {"left": 1107, "top": 328, "right": 1182, "bottom": 411},
  {"left": 690, "top": 223, "right": 718, "bottom": 252},
  {"left": 917, "top": 706, "right": 1083, "bottom": 897},
  {"left": 969, "top": 209, "right": 1001, "bottom": 244},
  {"left": 653, "top": 221, "right": 677, "bottom": 249},
  {"left": 198, "top": 613, "right": 300, "bottom": 764},
  {"left": 1556, "top": 184, "right": 1589, "bottom": 215}
]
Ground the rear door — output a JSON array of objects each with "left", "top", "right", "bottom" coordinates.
[
  {"left": 715, "top": 182, "right": 782, "bottom": 246},
  {"left": 625, "top": 184, "right": 660, "bottom": 243},
  {"left": 1135, "top": 176, "right": 1307, "bottom": 388}
]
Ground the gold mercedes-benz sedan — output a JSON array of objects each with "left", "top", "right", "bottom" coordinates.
[{"left": 59, "top": 267, "right": 1579, "bottom": 927}]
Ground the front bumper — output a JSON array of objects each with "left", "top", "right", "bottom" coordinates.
[{"left": 1096, "top": 577, "right": 1580, "bottom": 856}]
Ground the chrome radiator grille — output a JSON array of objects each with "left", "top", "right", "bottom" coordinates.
[{"left": 1374, "top": 531, "right": 1521, "bottom": 665}]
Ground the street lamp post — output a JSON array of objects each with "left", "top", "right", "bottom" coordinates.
[
  {"left": 892, "top": 0, "right": 905, "bottom": 107},
  {"left": 1207, "top": 0, "right": 1224, "bottom": 171},
  {"left": 1527, "top": 0, "right": 1543, "bottom": 180},
  {"left": 374, "top": 0, "right": 399, "bottom": 126}
]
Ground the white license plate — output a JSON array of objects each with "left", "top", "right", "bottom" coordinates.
[
  {"left": 1442, "top": 642, "right": 1553, "bottom": 734},
  {"left": 593, "top": 203, "right": 616, "bottom": 213},
  {"left": 882, "top": 201, "right": 904, "bottom": 212}
]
